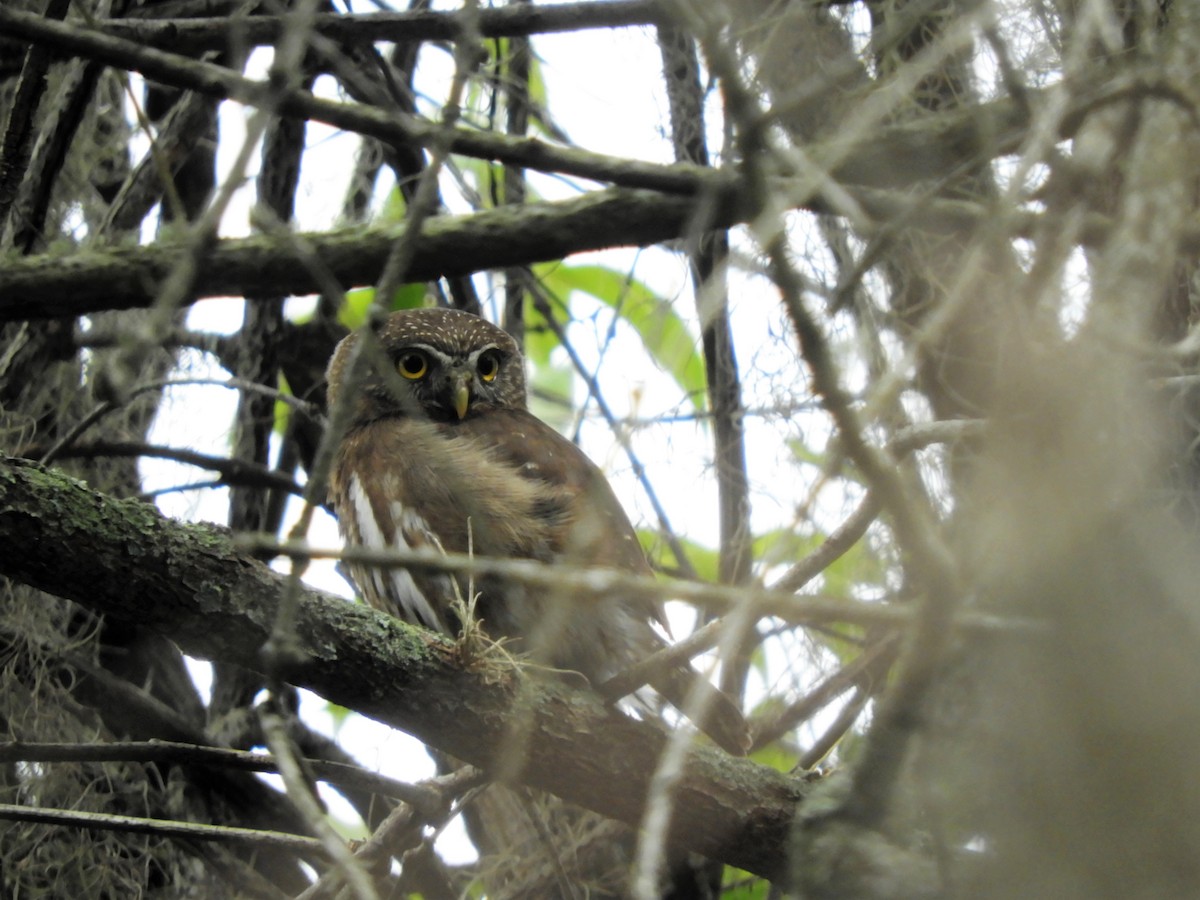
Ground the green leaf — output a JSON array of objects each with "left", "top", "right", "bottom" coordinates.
[
  {"left": 749, "top": 734, "right": 799, "bottom": 773},
  {"left": 822, "top": 532, "right": 883, "bottom": 597},
  {"left": 324, "top": 702, "right": 353, "bottom": 738},
  {"left": 753, "top": 528, "right": 824, "bottom": 571},
  {"left": 786, "top": 437, "right": 826, "bottom": 469},
  {"left": 338, "top": 287, "right": 374, "bottom": 329},
  {"left": 273, "top": 371, "right": 292, "bottom": 437},
  {"left": 719, "top": 868, "right": 772, "bottom": 899},
  {"left": 337, "top": 284, "right": 428, "bottom": 330},
  {"left": 523, "top": 296, "right": 560, "bottom": 368},
  {"left": 522, "top": 296, "right": 575, "bottom": 428},
  {"left": 535, "top": 262, "right": 707, "bottom": 411},
  {"left": 388, "top": 284, "right": 428, "bottom": 312},
  {"left": 636, "top": 530, "right": 719, "bottom": 583},
  {"left": 753, "top": 524, "right": 883, "bottom": 663},
  {"left": 378, "top": 182, "right": 407, "bottom": 223},
  {"left": 753, "top": 523, "right": 882, "bottom": 597},
  {"left": 525, "top": 50, "right": 549, "bottom": 119}
]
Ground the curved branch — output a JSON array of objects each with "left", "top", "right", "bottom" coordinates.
[
  {"left": 0, "top": 455, "right": 804, "bottom": 882},
  {"left": 27, "top": 440, "right": 307, "bottom": 498}
]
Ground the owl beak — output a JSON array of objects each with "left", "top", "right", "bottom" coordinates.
[{"left": 452, "top": 373, "right": 471, "bottom": 419}]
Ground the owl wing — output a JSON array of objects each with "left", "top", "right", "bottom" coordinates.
[
  {"left": 457, "top": 408, "right": 665, "bottom": 615},
  {"left": 466, "top": 409, "right": 750, "bottom": 755},
  {"left": 330, "top": 421, "right": 458, "bottom": 634}
]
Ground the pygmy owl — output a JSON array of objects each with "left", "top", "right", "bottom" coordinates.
[{"left": 326, "top": 308, "right": 748, "bottom": 755}]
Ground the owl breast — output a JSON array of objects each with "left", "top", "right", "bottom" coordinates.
[{"left": 331, "top": 414, "right": 571, "bottom": 640}]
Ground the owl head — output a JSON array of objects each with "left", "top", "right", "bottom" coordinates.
[{"left": 326, "top": 308, "right": 527, "bottom": 423}]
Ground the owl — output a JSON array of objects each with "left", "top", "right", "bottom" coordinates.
[{"left": 326, "top": 307, "right": 748, "bottom": 755}]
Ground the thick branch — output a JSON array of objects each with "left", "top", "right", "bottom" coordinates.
[
  {"left": 104, "top": 1, "right": 669, "bottom": 52},
  {"left": 7, "top": 174, "right": 1119, "bottom": 326},
  {"left": 0, "top": 188, "right": 747, "bottom": 321},
  {"left": 0, "top": 456, "right": 803, "bottom": 881}
]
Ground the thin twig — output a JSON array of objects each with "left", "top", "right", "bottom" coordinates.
[
  {"left": 766, "top": 420, "right": 987, "bottom": 598},
  {"left": 295, "top": 767, "right": 486, "bottom": 900},
  {"left": 751, "top": 636, "right": 898, "bottom": 751},
  {"left": 237, "top": 534, "right": 1039, "bottom": 636},
  {"left": 261, "top": 705, "right": 377, "bottom": 900},
  {"left": 0, "top": 802, "right": 326, "bottom": 854},
  {"left": 39, "top": 376, "right": 320, "bottom": 466},
  {"left": 797, "top": 685, "right": 872, "bottom": 771},
  {"left": 769, "top": 494, "right": 882, "bottom": 595},
  {"left": 36, "top": 440, "right": 306, "bottom": 498},
  {"left": 597, "top": 616, "right": 730, "bottom": 702}
]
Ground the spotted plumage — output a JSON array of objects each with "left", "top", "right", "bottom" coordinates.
[{"left": 327, "top": 307, "right": 748, "bottom": 754}]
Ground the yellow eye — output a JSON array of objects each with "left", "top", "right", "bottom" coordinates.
[
  {"left": 397, "top": 352, "right": 428, "bottom": 380},
  {"left": 478, "top": 351, "right": 501, "bottom": 383}
]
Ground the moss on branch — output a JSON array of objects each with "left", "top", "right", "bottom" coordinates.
[{"left": 0, "top": 455, "right": 804, "bottom": 881}]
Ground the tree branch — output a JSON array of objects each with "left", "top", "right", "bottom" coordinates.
[
  {"left": 237, "top": 534, "right": 1027, "bottom": 636},
  {"left": 0, "top": 802, "right": 327, "bottom": 855},
  {"left": 0, "top": 188, "right": 746, "bottom": 322},
  {"left": 0, "top": 5, "right": 707, "bottom": 195},
  {"left": 103, "top": 1, "right": 670, "bottom": 53},
  {"left": 0, "top": 169, "right": 1152, "bottom": 327},
  {"left": 0, "top": 0, "right": 71, "bottom": 228},
  {"left": 0, "top": 455, "right": 803, "bottom": 882},
  {"left": 0, "top": 740, "right": 448, "bottom": 814}
]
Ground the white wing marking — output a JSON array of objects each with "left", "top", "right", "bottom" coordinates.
[{"left": 348, "top": 474, "right": 445, "bottom": 632}]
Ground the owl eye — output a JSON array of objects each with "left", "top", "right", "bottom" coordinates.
[
  {"left": 397, "top": 351, "right": 428, "bottom": 380},
  {"left": 478, "top": 350, "right": 501, "bottom": 383}
]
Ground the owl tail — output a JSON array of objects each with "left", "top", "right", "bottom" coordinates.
[{"left": 652, "top": 667, "right": 751, "bottom": 756}]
